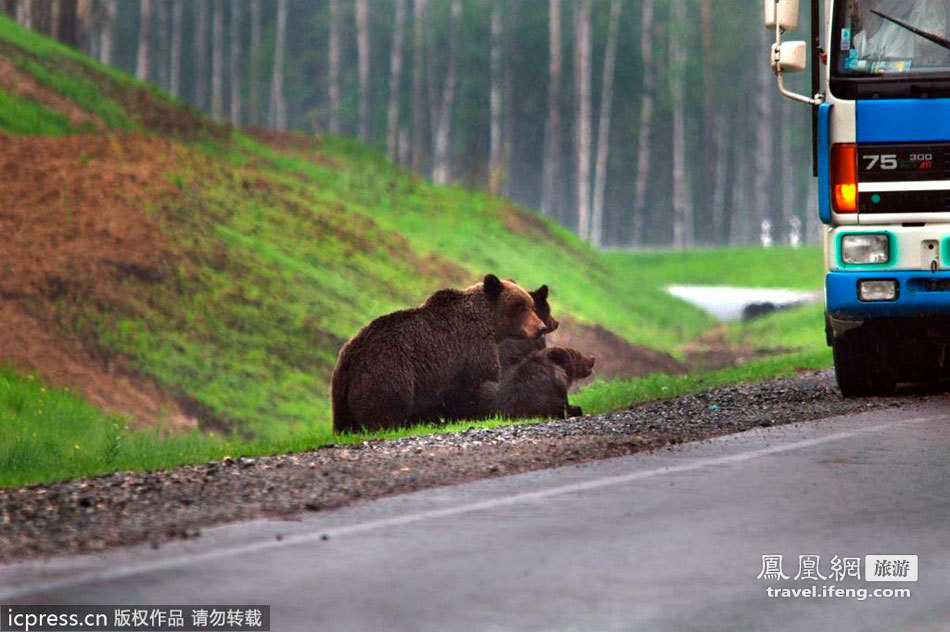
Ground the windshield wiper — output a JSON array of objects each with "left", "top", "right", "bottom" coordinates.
[{"left": 870, "top": 8, "right": 950, "bottom": 52}]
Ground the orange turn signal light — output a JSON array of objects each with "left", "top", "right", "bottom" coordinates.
[{"left": 831, "top": 143, "right": 857, "bottom": 213}]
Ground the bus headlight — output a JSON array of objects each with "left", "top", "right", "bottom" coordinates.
[{"left": 841, "top": 234, "right": 890, "bottom": 265}]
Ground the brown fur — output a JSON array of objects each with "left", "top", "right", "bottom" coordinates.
[
  {"left": 331, "top": 274, "right": 546, "bottom": 432},
  {"left": 498, "top": 285, "right": 559, "bottom": 371},
  {"left": 495, "top": 346, "right": 595, "bottom": 419}
]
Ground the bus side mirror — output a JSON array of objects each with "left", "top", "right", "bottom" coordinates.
[
  {"left": 772, "top": 41, "right": 807, "bottom": 73},
  {"left": 764, "top": 0, "right": 799, "bottom": 30}
]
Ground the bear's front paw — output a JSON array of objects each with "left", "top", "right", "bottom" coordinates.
[{"left": 567, "top": 405, "right": 583, "bottom": 418}]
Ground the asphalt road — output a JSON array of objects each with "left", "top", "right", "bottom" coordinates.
[{"left": 2, "top": 402, "right": 950, "bottom": 631}]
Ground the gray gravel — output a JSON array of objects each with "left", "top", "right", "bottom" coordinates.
[{"left": 0, "top": 370, "right": 927, "bottom": 562}]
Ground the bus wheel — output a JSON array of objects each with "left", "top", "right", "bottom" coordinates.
[{"left": 833, "top": 328, "right": 896, "bottom": 397}]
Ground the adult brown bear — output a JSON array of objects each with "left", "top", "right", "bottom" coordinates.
[
  {"left": 498, "top": 285, "right": 559, "bottom": 371},
  {"left": 331, "top": 274, "right": 547, "bottom": 432}
]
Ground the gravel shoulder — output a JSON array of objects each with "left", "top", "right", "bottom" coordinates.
[{"left": 0, "top": 370, "right": 937, "bottom": 563}]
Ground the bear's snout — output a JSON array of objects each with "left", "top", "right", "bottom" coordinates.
[{"left": 521, "top": 311, "right": 547, "bottom": 338}]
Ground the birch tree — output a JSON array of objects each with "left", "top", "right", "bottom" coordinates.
[
  {"left": 431, "top": 0, "right": 460, "bottom": 185},
  {"left": 155, "top": 0, "right": 168, "bottom": 88},
  {"left": 411, "top": 0, "right": 427, "bottom": 173},
  {"left": 250, "top": 0, "right": 261, "bottom": 125},
  {"left": 780, "top": 101, "right": 798, "bottom": 245},
  {"left": 229, "top": 0, "right": 241, "bottom": 125},
  {"left": 806, "top": 174, "right": 820, "bottom": 245},
  {"left": 387, "top": 0, "right": 406, "bottom": 161},
  {"left": 710, "top": 113, "right": 730, "bottom": 244},
  {"left": 356, "top": 0, "right": 370, "bottom": 143},
  {"left": 669, "top": 0, "right": 693, "bottom": 248},
  {"left": 50, "top": 0, "right": 61, "bottom": 40},
  {"left": 730, "top": 141, "right": 751, "bottom": 245},
  {"left": 700, "top": 0, "right": 716, "bottom": 242},
  {"left": 751, "top": 24, "right": 775, "bottom": 244},
  {"left": 630, "top": 0, "right": 654, "bottom": 244},
  {"left": 501, "top": 0, "right": 519, "bottom": 197},
  {"left": 76, "top": 0, "right": 91, "bottom": 53},
  {"left": 169, "top": 0, "right": 182, "bottom": 97},
  {"left": 16, "top": 0, "right": 32, "bottom": 29},
  {"left": 195, "top": 0, "right": 209, "bottom": 108},
  {"left": 99, "top": 0, "right": 116, "bottom": 66},
  {"left": 135, "top": 0, "right": 151, "bottom": 81},
  {"left": 573, "top": 0, "right": 592, "bottom": 238},
  {"left": 590, "top": 0, "right": 622, "bottom": 247},
  {"left": 541, "top": 0, "right": 562, "bottom": 218},
  {"left": 328, "top": 0, "right": 341, "bottom": 135},
  {"left": 269, "top": 0, "right": 288, "bottom": 130},
  {"left": 211, "top": 0, "right": 224, "bottom": 120},
  {"left": 488, "top": 0, "right": 503, "bottom": 194}
]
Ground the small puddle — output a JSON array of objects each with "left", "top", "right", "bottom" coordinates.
[{"left": 667, "top": 285, "right": 821, "bottom": 322}]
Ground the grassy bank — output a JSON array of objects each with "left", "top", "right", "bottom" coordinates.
[{"left": 0, "top": 275, "right": 831, "bottom": 488}]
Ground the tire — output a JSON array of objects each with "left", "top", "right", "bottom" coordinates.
[{"left": 833, "top": 328, "right": 896, "bottom": 397}]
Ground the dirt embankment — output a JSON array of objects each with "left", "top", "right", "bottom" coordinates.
[
  {"left": 0, "top": 134, "right": 198, "bottom": 430},
  {"left": 0, "top": 58, "right": 103, "bottom": 130},
  {"left": 547, "top": 315, "right": 687, "bottom": 385}
]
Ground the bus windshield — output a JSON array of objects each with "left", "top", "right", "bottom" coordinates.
[{"left": 834, "top": 0, "right": 950, "bottom": 76}]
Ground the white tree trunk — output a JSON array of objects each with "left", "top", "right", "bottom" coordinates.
[
  {"left": 16, "top": 0, "right": 32, "bottom": 29},
  {"left": 411, "top": 0, "right": 427, "bottom": 172},
  {"left": 50, "top": 0, "right": 61, "bottom": 40},
  {"left": 328, "top": 0, "right": 341, "bottom": 135},
  {"left": 488, "top": 0, "right": 503, "bottom": 194},
  {"left": 431, "top": 0, "right": 460, "bottom": 185},
  {"left": 135, "top": 0, "right": 151, "bottom": 81},
  {"left": 752, "top": 25, "right": 775, "bottom": 245},
  {"left": 99, "top": 0, "right": 116, "bottom": 66},
  {"left": 573, "top": 0, "right": 592, "bottom": 238},
  {"left": 250, "top": 0, "right": 261, "bottom": 125},
  {"left": 711, "top": 112, "right": 729, "bottom": 244},
  {"left": 541, "top": 0, "right": 562, "bottom": 218},
  {"left": 155, "top": 0, "right": 167, "bottom": 87},
  {"left": 387, "top": 0, "right": 406, "bottom": 161},
  {"left": 630, "top": 0, "right": 653, "bottom": 246},
  {"left": 590, "top": 0, "right": 621, "bottom": 247},
  {"left": 269, "top": 0, "right": 288, "bottom": 130},
  {"left": 195, "top": 0, "right": 209, "bottom": 107},
  {"left": 501, "top": 0, "right": 519, "bottom": 198},
  {"left": 806, "top": 175, "right": 821, "bottom": 245},
  {"left": 211, "top": 0, "right": 223, "bottom": 120},
  {"left": 700, "top": 0, "right": 716, "bottom": 243},
  {"left": 730, "top": 147, "right": 751, "bottom": 245},
  {"left": 169, "top": 0, "right": 182, "bottom": 97},
  {"left": 77, "top": 0, "right": 92, "bottom": 53},
  {"left": 229, "top": 0, "right": 241, "bottom": 125},
  {"left": 356, "top": 0, "right": 370, "bottom": 143},
  {"left": 669, "top": 0, "right": 693, "bottom": 248},
  {"left": 780, "top": 102, "right": 797, "bottom": 245}
]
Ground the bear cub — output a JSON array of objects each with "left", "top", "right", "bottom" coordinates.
[
  {"left": 496, "top": 346, "right": 595, "bottom": 419},
  {"left": 331, "top": 274, "right": 547, "bottom": 432}
]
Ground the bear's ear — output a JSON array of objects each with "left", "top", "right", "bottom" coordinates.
[
  {"left": 483, "top": 274, "right": 503, "bottom": 298},
  {"left": 545, "top": 347, "right": 569, "bottom": 367},
  {"left": 535, "top": 285, "right": 549, "bottom": 300}
]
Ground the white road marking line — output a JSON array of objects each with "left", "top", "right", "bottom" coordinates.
[{"left": 0, "top": 414, "right": 943, "bottom": 600}]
